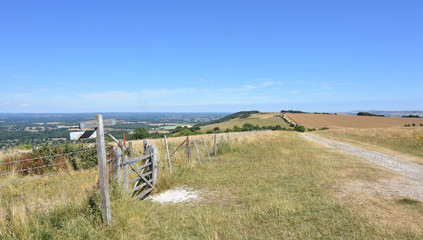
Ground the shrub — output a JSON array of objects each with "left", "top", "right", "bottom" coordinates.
[
  {"left": 15, "top": 144, "right": 33, "bottom": 150},
  {"left": 307, "top": 128, "right": 316, "bottom": 132},
  {"left": 174, "top": 129, "right": 195, "bottom": 136},
  {"left": 412, "top": 123, "right": 416, "bottom": 127},
  {"left": 233, "top": 125, "right": 242, "bottom": 132},
  {"left": 294, "top": 125, "right": 306, "bottom": 132},
  {"left": 319, "top": 127, "right": 329, "bottom": 130},
  {"left": 242, "top": 123, "right": 254, "bottom": 131}
]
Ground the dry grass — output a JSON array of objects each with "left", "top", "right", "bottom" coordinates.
[
  {"left": 200, "top": 112, "right": 290, "bottom": 132},
  {"left": 1, "top": 131, "right": 423, "bottom": 239},
  {"left": 315, "top": 127, "right": 423, "bottom": 164},
  {"left": 288, "top": 113, "right": 423, "bottom": 129}
]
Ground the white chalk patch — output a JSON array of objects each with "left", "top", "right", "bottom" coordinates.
[{"left": 150, "top": 187, "right": 199, "bottom": 204}]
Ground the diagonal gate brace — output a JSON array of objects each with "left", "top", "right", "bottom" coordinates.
[{"left": 128, "top": 164, "right": 154, "bottom": 188}]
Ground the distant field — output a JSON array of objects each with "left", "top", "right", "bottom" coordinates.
[
  {"left": 200, "top": 112, "right": 290, "bottom": 131},
  {"left": 288, "top": 113, "right": 423, "bottom": 129}
]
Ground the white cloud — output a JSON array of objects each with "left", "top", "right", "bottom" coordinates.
[
  {"left": 291, "top": 90, "right": 301, "bottom": 94},
  {"left": 0, "top": 102, "right": 10, "bottom": 106},
  {"left": 262, "top": 81, "right": 274, "bottom": 87},
  {"left": 20, "top": 103, "right": 32, "bottom": 107}
]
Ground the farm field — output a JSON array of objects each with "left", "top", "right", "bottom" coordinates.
[
  {"left": 287, "top": 113, "right": 423, "bottom": 129},
  {"left": 2, "top": 132, "right": 423, "bottom": 239},
  {"left": 315, "top": 127, "right": 423, "bottom": 164},
  {"left": 200, "top": 112, "right": 290, "bottom": 132}
]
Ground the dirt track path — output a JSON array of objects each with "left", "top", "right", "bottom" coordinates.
[{"left": 302, "top": 133, "right": 423, "bottom": 182}]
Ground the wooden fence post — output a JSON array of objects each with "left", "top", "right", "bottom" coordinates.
[
  {"left": 164, "top": 135, "right": 172, "bottom": 173},
  {"left": 193, "top": 139, "right": 201, "bottom": 164},
  {"left": 123, "top": 142, "right": 131, "bottom": 194},
  {"left": 152, "top": 146, "right": 158, "bottom": 186},
  {"left": 112, "top": 146, "right": 122, "bottom": 185},
  {"left": 214, "top": 133, "right": 217, "bottom": 156},
  {"left": 202, "top": 136, "right": 211, "bottom": 161},
  {"left": 188, "top": 137, "right": 192, "bottom": 163},
  {"left": 95, "top": 114, "right": 111, "bottom": 224},
  {"left": 185, "top": 136, "right": 190, "bottom": 162}
]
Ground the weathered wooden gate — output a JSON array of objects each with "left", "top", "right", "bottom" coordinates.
[{"left": 122, "top": 140, "right": 157, "bottom": 200}]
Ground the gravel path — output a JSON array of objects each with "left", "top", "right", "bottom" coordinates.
[{"left": 302, "top": 133, "right": 423, "bottom": 182}]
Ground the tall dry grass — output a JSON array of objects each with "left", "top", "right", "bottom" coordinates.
[{"left": 316, "top": 127, "right": 423, "bottom": 162}]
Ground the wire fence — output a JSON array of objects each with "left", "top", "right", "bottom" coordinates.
[
  {"left": 131, "top": 130, "right": 273, "bottom": 177},
  {"left": 0, "top": 128, "right": 273, "bottom": 226},
  {"left": 0, "top": 146, "right": 106, "bottom": 222}
]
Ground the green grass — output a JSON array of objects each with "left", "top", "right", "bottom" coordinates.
[{"left": 2, "top": 132, "right": 423, "bottom": 239}]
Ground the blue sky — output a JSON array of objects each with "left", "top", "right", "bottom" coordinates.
[{"left": 0, "top": 0, "right": 422, "bottom": 113}]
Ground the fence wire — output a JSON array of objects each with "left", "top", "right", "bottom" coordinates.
[{"left": 0, "top": 146, "right": 106, "bottom": 220}]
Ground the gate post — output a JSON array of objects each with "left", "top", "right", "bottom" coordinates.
[
  {"left": 95, "top": 114, "right": 111, "bottom": 224},
  {"left": 123, "top": 142, "right": 131, "bottom": 193},
  {"left": 112, "top": 146, "right": 122, "bottom": 185},
  {"left": 152, "top": 146, "right": 158, "bottom": 186}
]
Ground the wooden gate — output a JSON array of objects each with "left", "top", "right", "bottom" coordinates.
[{"left": 122, "top": 140, "right": 157, "bottom": 200}]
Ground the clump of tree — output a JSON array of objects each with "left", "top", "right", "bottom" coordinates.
[
  {"left": 402, "top": 115, "right": 421, "bottom": 118},
  {"left": 357, "top": 112, "right": 385, "bottom": 117},
  {"left": 280, "top": 110, "right": 307, "bottom": 114},
  {"left": 170, "top": 125, "right": 203, "bottom": 137},
  {"left": 313, "top": 112, "right": 337, "bottom": 115},
  {"left": 131, "top": 127, "right": 151, "bottom": 140},
  {"left": 294, "top": 125, "right": 306, "bottom": 132}
]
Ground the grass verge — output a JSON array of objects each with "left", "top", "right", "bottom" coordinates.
[{"left": 314, "top": 127, "right": 423, "bottom": 165}]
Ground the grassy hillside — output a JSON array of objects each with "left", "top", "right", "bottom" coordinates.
[
  {"left": 2, "top": 132, "right": 423, "bottom": 239},
  {"left": 199, "top": 112, "right": 291, "bottom": 132}
]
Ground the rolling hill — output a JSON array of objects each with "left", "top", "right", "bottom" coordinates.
[{"left": 198, "top": 111, "right": 291, "bottom": 132}]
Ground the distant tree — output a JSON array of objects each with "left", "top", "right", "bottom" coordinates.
[
  {"left": 357, "top": 112, "right": 384, "bottom": 117},
  {"left": 174, "top": 129, "right": 194, "bottom": 136},
  {"left": 189, "top": 126, "right": 201, "bottom": 132},
  {"left": 294, "top": 125, "right": 306, "bottom": 132},
  {"left": 213, "top": 127, "right": 220, "bottom": 132},
  {"left": 233, "top": 125, "right": 242, "bottom": 132},
  {"left": 172, "top": 126, "right": 184, "bottom": 134},
  {"left": 242, "top": 123, "right": 254, "bottom": 131},
  {"left": 402, "top": 115, "right": 420, "bottom": 118},
  {"left": 131, "top": 127, "right": 151, "bottom": 140}
]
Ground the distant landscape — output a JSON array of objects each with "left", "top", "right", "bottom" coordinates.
[
  {"left": 1, "top": 110, "right": 422, "bottom": 150},
  {"left": 0, "top": 112, "right": 228, "bottom": 148}
]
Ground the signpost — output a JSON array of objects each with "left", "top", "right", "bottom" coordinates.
[
  {"left": 69, "top": 116, "right": 116, "bottom": 224},
  {"left": 79, "top": 119, "right": 116, "bottom": 129},
  {"left": 70, "top": 130, "right": 96, "bottom": 141}
]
